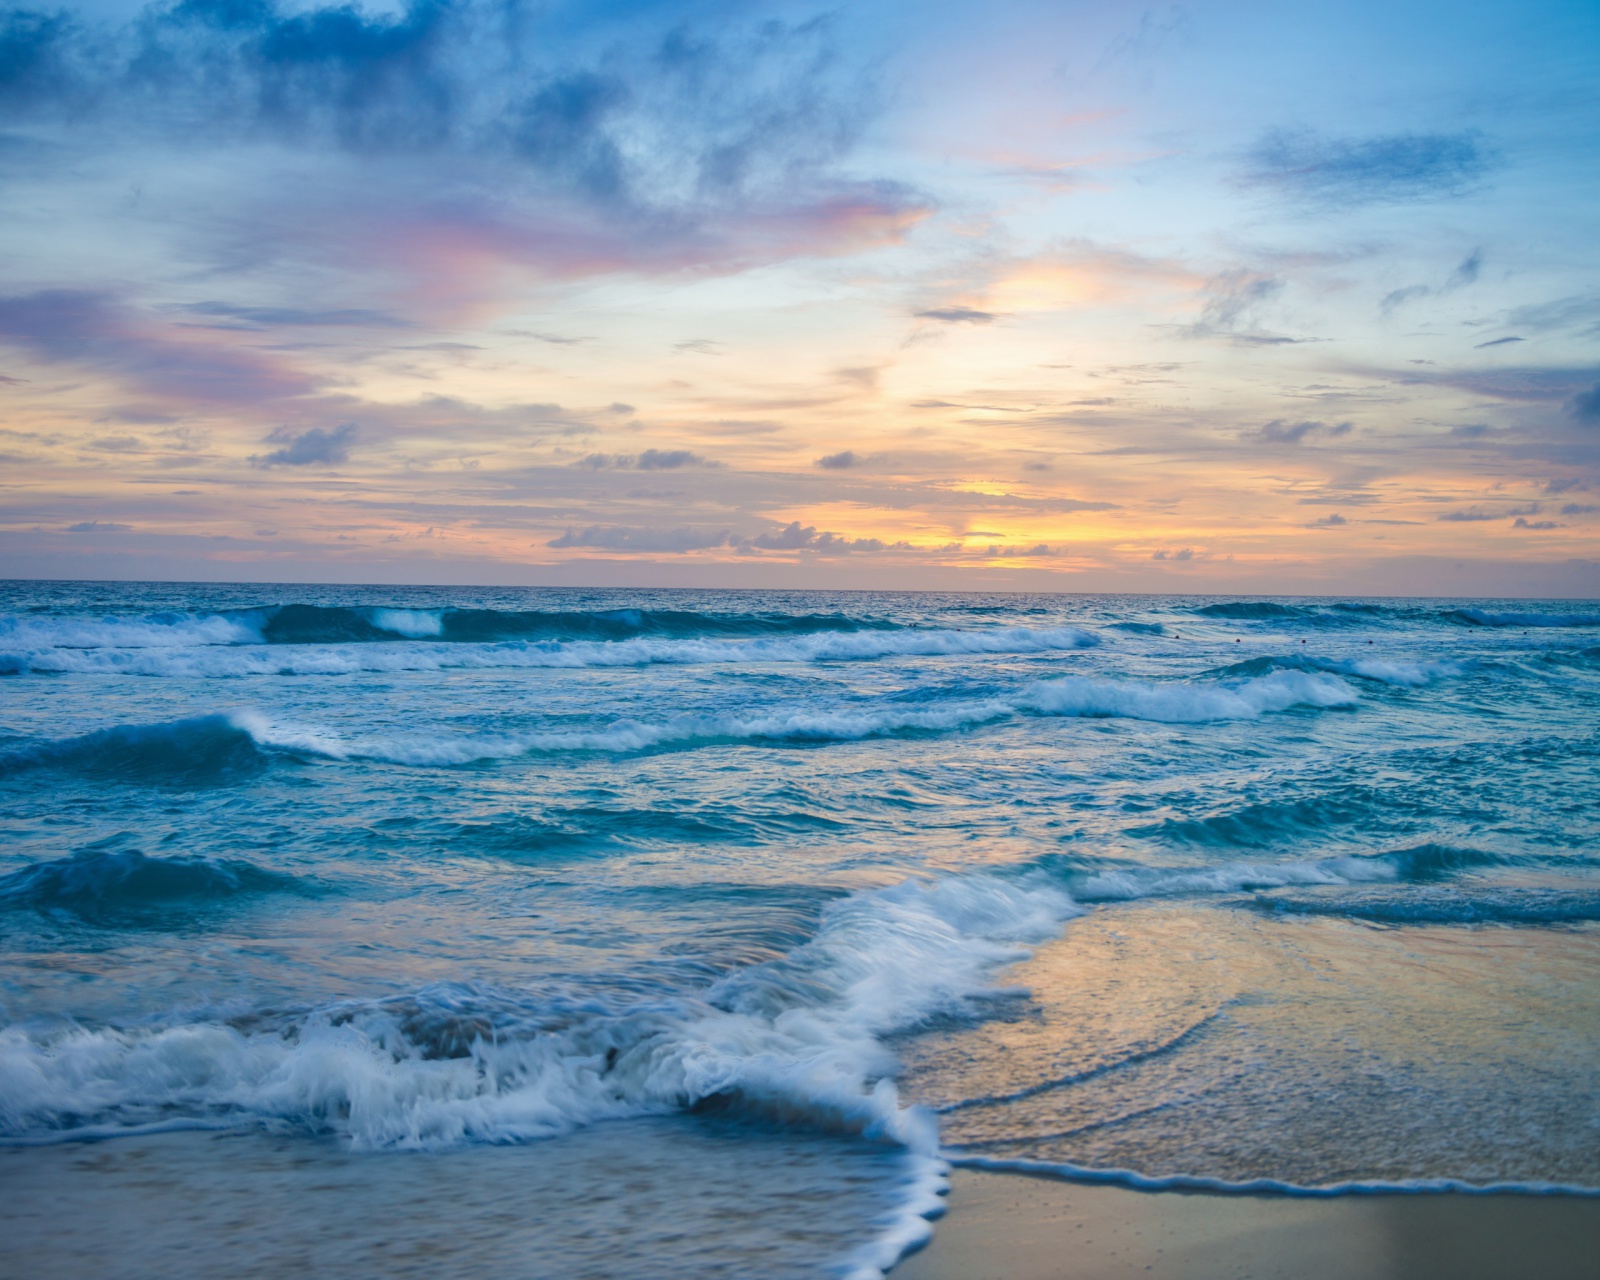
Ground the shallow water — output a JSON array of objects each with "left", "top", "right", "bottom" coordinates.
[{"left": 1, "top": 583, "right": 1597, "bottom": 1275}]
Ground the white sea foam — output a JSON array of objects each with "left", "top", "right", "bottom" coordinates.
[
  {"left": 1308, "top": 656, "right": 1464, "bottom": 687},
  {"left": 0, "top": 871, "right": 1084, "bottom": 1272},
  {"left": 232, "top": 671, "right": 1357, "bottom": 766},
  {"left": 0, "top": 873, "right": 1074, "bottom": 1144},
  {"left": 2, "top": 846, "right": 1566, "bottom": 1268},
  {"left": 369, "top": 609, "right": 445, "bottom": 638},
  {"left": 1065, "top": 849, "right": 1446, "bottom": 903},
  {"left": 0, "top": 625, "right": 1099, "bottom": 677},
  {"left": 949, "top": 1155, "right": 1600, "bottom": 1197},
  {"left": 0, "top": 613, "right": 260, "bottom": 650}
]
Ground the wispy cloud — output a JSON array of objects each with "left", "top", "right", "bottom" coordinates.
[
  {"left": 0, "top": 289, "right": 317, "bottom": 403},
  {"left": 1242, "top": 129, "right": 1491, "bottom": 205},
  {"left": 547, "top": 525, "right": 733, "bottom": 553},
  {"left": 1248, "top": 419, "right": 1352, "bottom": 445},
  {"left": 916, "top": 306, "right": 996, "bottom": 324},
  {"left": 576, "top": 449, "right": 716, "bottom": 470},
  {"left": 1507, "top": 295, "right": 1600, "bottom": 336}
]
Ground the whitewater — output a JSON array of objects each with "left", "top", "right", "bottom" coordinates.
[{"left": 2, "top": 581, "right": 1598, "bottom": 1278}]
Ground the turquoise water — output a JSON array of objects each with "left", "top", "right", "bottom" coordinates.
[{"left": 2, "top": 583, "right": 1598, "bottom": 1275}]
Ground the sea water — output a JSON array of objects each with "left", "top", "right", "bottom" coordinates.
[{"left": 1, "top": 583, "right": 1597, "bottom": 1276}]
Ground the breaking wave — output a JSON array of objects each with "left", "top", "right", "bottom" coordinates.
[
  {"left": 1193, "top": 601, "right": 1304, "bottom": 620},
  {"left": 0, "top": 625, "right": 1100, "bottom": 678},
  {"left": 1036, "top": 843, "right": 1505, "bottom": 903},
  {"left": 0, "top": 604, "right": 895, "bottom": 652},
  {"left": 0, "top": 671, "right": 1357, "bottom": 779},
  {"left": 0, "top": 715, "right": 269, "bottom": 785},
  {"left": 0, "top": 840, "right": 1542, "bottom": 1145},
  {"left": 1209, "top": 653, "right": 1465, "bottom": 687},
  {"left": 238, "top": 670, "right": 1358, "bottom": 766}
]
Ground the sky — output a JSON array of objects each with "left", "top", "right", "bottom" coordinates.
[{"left": 0, "top": 0, "right": 1597, "bottom": 594}]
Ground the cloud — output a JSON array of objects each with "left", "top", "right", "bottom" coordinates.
[
  {"left": 741, "top": 521, "right": 911, "bottom": 554},
  {"left": 1571, "top": 383, "right": 1600, "bottom": 423},
  {"left": 1185, "top": 269, "right": 1285, "bottom": 340},
  {"left": 64, "top": 520, "right": 131, "bottom": 533},
  {"left": 174, "top": 302, "right": 408, "bottom": 330},
  {"left": 1152, "top": 548, "right": 1194, "bottom": 561},
  {"left": 1380, "top": 284, "right": 1431, "bottom": 315},
  {"left": 0, "top": 289, "right": 316, "bottom": 403},
  {"left": 1438, "top": 504, "right": 1542, "bottom": 523},
  {"left": 916, "top": 307, "right": 996, "bottom": 324},
  {"left": 1310, "top": 513, "right": 1347, "bottom": 527},
  {"left": 984, "top": 543, "right": 1054, "bottom": 558},
  {"left": 576, "top": 449, "right": 714, "bottom": 470},
  {"left": 252, "top": 423, "right": 356, "bottom": 467},
  {"left": 1250, "top": 419, "right": 1352, "bottom": 445},
  {"left": 1447, "top": 249, "right": 1483, "bottom": 288},
  {"left": 1561, "top": 504, "right": 1598, "bottom": 515},
  {"left": 1396, "top": 365, "right": 1600, "bottom": 404},
  {"left": 1512, "top": 517, "right": 1563, "bottom": 529},
  {"left": 1475, "top": 336, "right": 1524, "bottom": 349},
  {"left": 547, "top": 525, "right": 731, "bottom": 552},
  {"left": 1242, "top": 129, "right": 1491, "bottom": 204},
  {"left": 1380, "top": 249, "right": 1483, "bottom": 316},
  {"left": 816, "top": 449, "right": 859, "bottom": 469},
  {"left": 542, "top": 519, "right": 916, "bottom": 555},
  {"left": 0, "top": 0, "right": 924, "bottom": 274},
  {"left": 1507, "top": 295, "right": 1600, "bottom": 336}
]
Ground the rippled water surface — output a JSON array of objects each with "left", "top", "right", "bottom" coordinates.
[{"left": 2, "top": 583, "right": 1598, "bottom": 1275}]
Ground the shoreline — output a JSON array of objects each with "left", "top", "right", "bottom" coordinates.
[{"left": 890, "top": 1168, "right": 1600, "bottom": 1280}]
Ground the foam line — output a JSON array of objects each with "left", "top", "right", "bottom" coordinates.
[
  {"left": 947, "top": 1156, "right": 1600, "bottom": 1198},
  {"left": 235, "top": 671, "right": 1358, "bottom": 766},
  {"left": 0, "top": 625, "right": 1099, "bottom": 677}
]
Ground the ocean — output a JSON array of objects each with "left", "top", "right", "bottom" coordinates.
[{"left": 2, "top": 581, "right": 1598, "bottom": 1278}]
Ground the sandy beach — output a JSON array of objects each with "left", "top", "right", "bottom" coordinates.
[
  {"left": 892, "top": 1168, "right": 1600, "bottom": 1280},
  {"left": 7, "top": 1131, "right": 1598, "bottom": 1280}
]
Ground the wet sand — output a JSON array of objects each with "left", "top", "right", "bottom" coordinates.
[
  {"left": 5, "top": 1132, "right": 1598, "bottom": 1280},
  {"left": 891, "top": 1168, "right": 1600, "bottom": 1280}
]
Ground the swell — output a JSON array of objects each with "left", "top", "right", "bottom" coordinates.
[
  {"left": 1252, "top": 885, "right": 1600, "bottom": 925},
  {"left": 0, "top": 850, "right": 303, "bottom": 924},
  {"left": 239, "top": 670, "right": 1358, "bottom": 766},
  {"left": 1445, "top": 608, "right": 1600, "bottom": 629},
  {"left": 444, "top": 804, "right": 846, "bottom": 859},
  {"left": 1188, "top": 600, "right": 1600, "bottom": 631},
  {"left": 0, "top": 624, "right": 1099, "bottom": 677},
  {"left": 0, "top": 673, "right": 1354, "bottom": 785},
  {"left": 0, "top": 715, "right": 270, "bottom": 785},
  {"left": 0, "top": 604, "right": 897, "bottom": 651}
]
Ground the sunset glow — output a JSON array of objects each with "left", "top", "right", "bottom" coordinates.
[{"left": 1, "top": 0, "right": 1596, "bottom": 593}]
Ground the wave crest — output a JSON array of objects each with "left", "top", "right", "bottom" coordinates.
[
  {"left": 0, "top": 850, "right": 301, "bottom": 923},
  {"left": 0, "top": 715, "right": 269, "bottom": 785}
]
